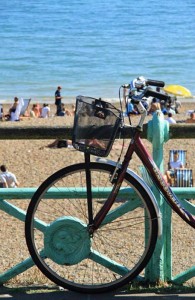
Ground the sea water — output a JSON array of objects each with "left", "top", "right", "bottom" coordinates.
[{"left": 0, "top": 0, "right": 194, "bottom": 103}]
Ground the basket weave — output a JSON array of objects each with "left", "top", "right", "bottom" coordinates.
[{"left": 72, "top": 96, "right": 122, "bottom": 157}]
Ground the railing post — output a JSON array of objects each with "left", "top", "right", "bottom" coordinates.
[{"left": 145, "top": 110, "right": 172, "bottom": 282}]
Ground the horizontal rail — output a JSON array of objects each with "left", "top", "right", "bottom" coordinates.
[
  {"left": 0, "top": 188, "right": 194, "bottom": 217},
  {"left": 0, "top": 187, "right": 137, "bottom": 199},
  {"left": 0, "top": 124, "right": 195, "bottom": 140},
  {"left": 0, "top": 187, "right": 195, "bottom": 199}
]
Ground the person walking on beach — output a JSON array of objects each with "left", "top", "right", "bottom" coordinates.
[
  {"left": 0, "top": 165, "right": 19, "bottom": 188},
  {"left": 55, "top": 86, "right": 63, "bottom": 115}
]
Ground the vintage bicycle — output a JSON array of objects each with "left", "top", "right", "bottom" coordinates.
[{"left": 25, "top": 78, "right": 195, "bottom": 293}]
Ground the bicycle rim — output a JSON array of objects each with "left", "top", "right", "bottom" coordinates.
[{"left": 25, "top": 162, "right": 158, "bottom": 293}]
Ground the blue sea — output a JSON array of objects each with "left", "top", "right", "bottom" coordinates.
[{"left": 0, "top": 0, "right": 195, "bottom": 103}]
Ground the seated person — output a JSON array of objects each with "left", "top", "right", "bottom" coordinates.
[
  {"left": 186, "top": 112, "right": 195, "bottom": 123},
  {"left": 5, "top": 97, "right": 24, "bottom": 121},
  {"left": 165, "top": 112, "right": 176, "bottom": 124},
  {"left": 30, "top": 104, "right": 41, "bottom": 118},
  {"left": 65, "top": 106, "right": 74, "bottom": 116},
  {"left": 0, "top": 105, "right": 3, "bottom": 119},
  {"left": 165, "top": 150, "right": 184, "bottom": 185},
  {"left": 4, "top": 97, "right": 18, "bottom": 120},
  {"left": 126, "top": 101, "right": 138, "bottom": 115},
  {"left": 0, "top": 164, "right": 19, "bottom": 187},
  {"left": 57, "top": 103, "right": 73, "bottom": 116},
  {"left": 41, "top": 103, "right": 50, "bottom": 118},
  {"left": 57, "top": 103, "right": 66, "bottom": 116}
]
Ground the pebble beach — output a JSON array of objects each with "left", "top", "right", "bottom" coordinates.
[{"left": 0, "top": 100, "right": 194, "bottom": 288}]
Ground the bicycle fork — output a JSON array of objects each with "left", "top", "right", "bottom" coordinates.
[
  {"left": 84, "top": 153, "right": 94, "bottom": 229},
  {"left": 86, "top": 142, "right": 135, "bottom": 233}
]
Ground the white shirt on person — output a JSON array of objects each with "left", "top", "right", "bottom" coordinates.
[
  {"left": 0, "top": 171, "right": 18, "bottom": 187},
  {"left": 170, "top": 160, "right": 183, "bottom": 169},
  {"left": 41, "top": 106, "right": 50, "bottom": 118},
  {"left": 166, "top": 117, "right": 176, "bottom": 124},
  {"left": 10, "top": 98, "right": 24, "bottom": 121}
]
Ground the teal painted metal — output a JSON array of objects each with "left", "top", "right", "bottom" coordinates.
[
  {"left": 0, "top": 187, "right": 194, "bottom": 200},
  {"left": 172, "top": 266, "right": 195, "bottom": 285},
  {"left": 0, "top": 250, "right": 45, "bottom": 284},
  {"left": 44, "top": 217, "right": 91, "bottom": 265},
  {"left": 0, "top": 187, "right": 137, "bottom": 199},
  {"left": 146, "top": 110, "right": 171, "bottom": 281},
  {"left": 0, "top": 256, "right": 35, "bottom": 284},
  {"left": 89, "top": 249, "right": 130, "bottom": 276}
]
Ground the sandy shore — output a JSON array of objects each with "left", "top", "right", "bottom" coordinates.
[{"left": 0, "top": 101, "right": 194, "bottom": 287}]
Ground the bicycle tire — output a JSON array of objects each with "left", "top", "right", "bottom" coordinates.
[{"left": 25, "top": 162, "right": 158, "bottom": 293}]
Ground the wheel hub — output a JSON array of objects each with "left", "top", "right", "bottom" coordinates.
[{"left": 44, "top": 216, "right": 91, "bottom": 265}]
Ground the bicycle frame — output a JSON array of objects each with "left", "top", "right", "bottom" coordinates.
[{"left": 92, "top": 127, "right": 195, "bottom": 231}]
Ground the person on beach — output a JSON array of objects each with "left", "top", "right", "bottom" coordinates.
[
  {"left": 148, "top": 98, "right": 161, "bottom": 115},
  {"left": 57, "top": 103, "right": 75, "bottom": 116},
  {"left": 57, "top": 103, "right": 66, "bottom": 116},
  {"left": 186, "top": 112, "right": 195, "bottom": 123},
  {"left": 0, "top": 165, "right": 19, "bottom": 188},
  {"left": 65, "top": 106, "right": 74, "bottom": 116},
  {"left": 175, "top": 99, "right": 182, "bottom": 114},
  {"left": 30, "top": 104, "right": 41, "bottom": 118},
  {"left": 165, "top": 112, "right": 176, "bottom": 124},
  {"left": 164, "top": 150, "right": 184, "bottom": 185},
  {"left": 126, "top": 101, "right": 138, "bottom": 115},
  {"left": 40, "top": 139, "right": 73, "bottom": 149},
  {"left": 41, "top": 103, "right": 50, "bottom": 118},
  {"left": 55, "top": 86, "right": 63, "bottom": 115},
  {"left": 5, "top": 97, "right": 24, "bottom": 121},
  {"left": 0, "top": 105, "right": 3, "bottom": 120}
]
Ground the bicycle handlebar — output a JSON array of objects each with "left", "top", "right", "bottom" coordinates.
[
  {"left": 131, "top": 87, "right": 170, "bottom": 104},
  {"left": 145, "top": 79, "right": 165, "bottom": 88},
  {"left": 144, "top": 88, "right": 169, "bottom": 100},
  {"left": 122, "top": 78, "right": 165, "bottom": 90}
]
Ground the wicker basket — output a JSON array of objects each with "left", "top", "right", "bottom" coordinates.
[{"left": 72, "top": 96, "right": 122, "bottom": 157}]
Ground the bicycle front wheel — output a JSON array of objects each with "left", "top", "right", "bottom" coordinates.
[{"left": 25, "top": 162, "right": 158, "bottom": 293}]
